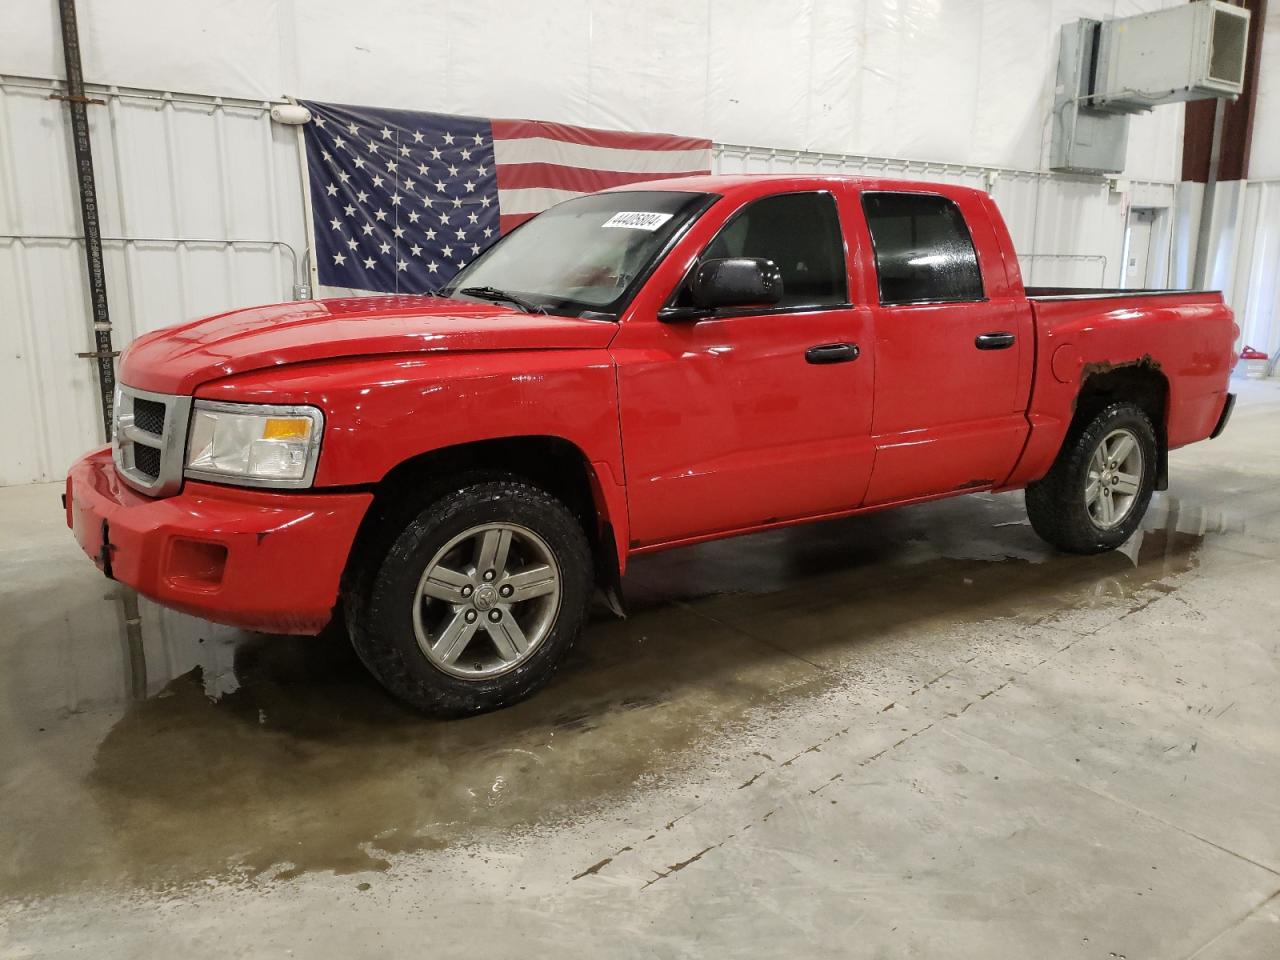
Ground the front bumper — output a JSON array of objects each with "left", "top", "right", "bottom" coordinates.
[{"left": 65, "top": 446, "right": 372, "bottom": 634}]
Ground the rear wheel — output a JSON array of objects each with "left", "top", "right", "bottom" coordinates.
[
  {"left": 1025, "top": 401, "right": 1157, "bottom": 554},
  {"left": 345, "top": 478, "right": 592, "bottom": 717}
]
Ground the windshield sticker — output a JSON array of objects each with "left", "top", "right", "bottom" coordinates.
[{"left": 602, "top": 211, "right": 674, "bottom": 231}]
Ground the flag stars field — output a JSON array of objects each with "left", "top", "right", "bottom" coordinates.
[{"left": 302, "top": 100, "right": 710, "bottom": 293}]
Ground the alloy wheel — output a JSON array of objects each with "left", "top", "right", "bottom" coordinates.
[
  {"left": 412, "top": 522, "right": 562, "bottom": 679},
  {"left": 1085, "top": 427, "right": 1144, "bottom": 529}
]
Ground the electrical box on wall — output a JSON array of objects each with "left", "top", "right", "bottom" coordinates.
[
  {"left": 1093, "top": 0, "right": 1251, "bottom": 113},
  {"left": 1050, "top": 1, "right": 1251, "bottom": 175},
  {"left": 1051, "top": 20, "right": 1129, "bottom": 176}
]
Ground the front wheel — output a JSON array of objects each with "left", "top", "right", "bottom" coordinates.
[
  {"left": 345, "top": 478, "right": 593, "bottom": 717},
  {"left": 1025, "top": 401, "right": 1158, "bottom": 554}
]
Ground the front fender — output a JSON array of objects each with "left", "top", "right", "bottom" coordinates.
[{"left": 196, "top": 350, "right": 629, "bottom": 572}]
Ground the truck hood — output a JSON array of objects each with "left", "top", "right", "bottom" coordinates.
[{"left": 120, "top": 295, "right": 618, "bottom": 395}]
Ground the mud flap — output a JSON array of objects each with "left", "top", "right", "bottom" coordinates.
[{"left": 595, "top": 521, "right": 627, "bottom": 618}]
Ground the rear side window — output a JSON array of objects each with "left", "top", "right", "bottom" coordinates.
[
  {"left": 698, "top": 191, "right": 848, "bottom": 308},
  {"left": 862, "top": 193, "right": 984, "bottom": 305}
]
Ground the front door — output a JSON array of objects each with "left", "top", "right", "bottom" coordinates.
[
  {"left": 856, "top": 190, "right": 1033, "bottom": 504},
  {"left": 614, "top": 190, "right": 876, "bottom": 547}
]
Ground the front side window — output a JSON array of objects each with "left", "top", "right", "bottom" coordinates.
[
  {"left": 682, "top": 191, "right": 848, "bottom": 309},
  {"left": 862, "top": 192, "right": 984, "bottom": 305},
  {"left": 444, "top": 190, "right": 712, "bottom": 318}
]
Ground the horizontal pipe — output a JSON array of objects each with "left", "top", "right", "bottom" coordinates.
[
  {"left": 3, "top": 74, "right": 1182, "bottom": 190},
  {"left": 0, "top": 233, "right": 303, "bottom": 291},
  {"left": 0, "top": 73, "right": 279, "bottom": 113},
  {"left": 713, "top": 142, "right": 1177, "bottom": 190},
  {"left": 1016, "top": 253, "right": 1106, "bottom": 261}
]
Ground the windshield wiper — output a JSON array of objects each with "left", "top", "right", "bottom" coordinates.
[{"left": 457, "top": 286, "right": 546, "bottom": 315}]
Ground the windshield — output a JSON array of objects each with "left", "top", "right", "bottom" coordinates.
[{"left": 443, "top": 190, "right": 713, "bottom": 318}]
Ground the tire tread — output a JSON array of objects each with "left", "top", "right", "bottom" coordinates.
[
  {"left": 1025, "top": 401, "right": 1157, "bottom": 554},
  {"left": 344, "top": 477, "right": 592, "bottom": 717}
]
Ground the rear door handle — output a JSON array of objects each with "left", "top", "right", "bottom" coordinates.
[
  {"left": 805, "top": 342, "right": 860, "bottom": 364},
  {"left": 975, "top": 332, "right": 1016, "bottom": 350}
]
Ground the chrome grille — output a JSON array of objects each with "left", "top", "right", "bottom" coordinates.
[{"left": 112, "top": 386, "right": 193, "bottom": 497}]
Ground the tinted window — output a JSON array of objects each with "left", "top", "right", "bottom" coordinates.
[
  {"left": 693, "top": 191, "right": 848, "bottom": 308},
  {"left": 862, "top": 193, "right": 984, "bottom": 305}
]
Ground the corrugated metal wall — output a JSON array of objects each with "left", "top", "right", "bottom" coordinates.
[
  {"left": 1175, "top": 177, "right": 1280, "bottom": 370},
  {"left": 5, "top": 76, "right": 1270, "bottom": 489},
  {"left": 1230, "top": 180, "right": 1280, "bottom": 368},
  {"left": 0, "top": 75, "right": 308, "bottom": 486}
]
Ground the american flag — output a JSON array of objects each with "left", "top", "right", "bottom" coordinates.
[{"left": 300, "top": 100, "right": 712, "bottom": 295}]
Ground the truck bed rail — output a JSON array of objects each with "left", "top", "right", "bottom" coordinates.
[{"left": 1025, "top": 286, "right": 1215, "bottom": 301}]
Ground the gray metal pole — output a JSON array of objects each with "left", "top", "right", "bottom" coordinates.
[
  {"left": 56, "top": 0, "right": 117, "bottom": 440},
  {"left": 1192, "top": 99, "right": 1225, "bottom": 291}
]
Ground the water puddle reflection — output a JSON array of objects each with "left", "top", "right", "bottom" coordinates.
[{"left": 0, "top": 490, "right": 1250, "bottom": 897}]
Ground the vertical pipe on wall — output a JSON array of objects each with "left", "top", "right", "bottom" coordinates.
[
  {"left": 285, "top": 97, "right": 317, "bottom": 298},
  {"left": 1193, "top": 100, "right": 1225, "bottom": 289},
  {"left": 259, "top": 108, "right": 287, "bottom": 300},
  {"left": 56, "top": 0, "right": 116, "bottom": 440}
]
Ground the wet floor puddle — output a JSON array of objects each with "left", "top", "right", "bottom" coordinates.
[{"left": 0, "top": 492, "right": 1248, "bottom": 898}]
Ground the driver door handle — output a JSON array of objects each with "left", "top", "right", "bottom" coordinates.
[
  {"left": 975, "top": 332, "right": 1016, "bottom": 350},
  {"left": 805, "top": 342, "right": 860, "bottom": 364}
]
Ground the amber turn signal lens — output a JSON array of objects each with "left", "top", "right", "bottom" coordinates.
[{"left": 262, "top": 417, "right": 311, "bottom": 441}]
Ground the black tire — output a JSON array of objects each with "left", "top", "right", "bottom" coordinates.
[
  {"left": 344, "top": 477, "right": 592, "bottom": 717},
  {"left": 1025, "top": 401, "right": 1158, "bottom": 554}
]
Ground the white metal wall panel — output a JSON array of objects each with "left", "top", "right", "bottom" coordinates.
[
  {"left": 1249, "top": 4, "right": 1280, "bottom": 179},
  {"left": 1181, "top": 178, "right": 1280, "bottom": 367},
  {"left": 0, "top": 78, "right": 101, "bottom": 485},
  {"left": 0, "top": 77, "right": 308, "bottom": 486},
  {"left": 1227, "top": 180, "right": 1280, "bottom": 364},
  {"left": 2, "top": 0, "right": 1190, "bottom": 180}
]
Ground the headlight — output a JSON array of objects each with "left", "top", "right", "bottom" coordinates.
[{"left": 184, "top": 401, "right": 324, "bottom": 488}]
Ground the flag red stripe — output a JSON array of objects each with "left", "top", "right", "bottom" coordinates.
[
  {"left": 491, "top": 118, "right": 711, "bottom": 153},
  {"left": 495, "top": 164, "right": 708, "bottom": 194},
  {"left": 499, "top": 212, "right": 538, "bottom": 234}
]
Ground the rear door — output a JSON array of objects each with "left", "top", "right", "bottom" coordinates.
[
  {"left": 613, "top": 189, "right": 876, "bottom": 547},
  {"left": 855, "top": 190, "right": 1033, "bottom": 504}
]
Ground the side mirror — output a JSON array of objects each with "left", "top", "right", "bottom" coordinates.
[{"left": 691, "top": 257, "right": 784, "bottom": 311}]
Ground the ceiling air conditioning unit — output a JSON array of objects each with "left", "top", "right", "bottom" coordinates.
[
  {"left": 1092, "top": 0, "right": 1251, "bottom": 113},
  {"left": 1050, "top": 1, "right": 1251, "bottom": 174}
]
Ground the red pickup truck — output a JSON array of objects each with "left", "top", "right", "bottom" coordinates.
[{"left": 65, "top": 175, "right": 1237, "bottom": 716}]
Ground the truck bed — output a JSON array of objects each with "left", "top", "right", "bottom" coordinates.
[{"left": 1021, "top": 286, "right": 1235, "bottom": 468}]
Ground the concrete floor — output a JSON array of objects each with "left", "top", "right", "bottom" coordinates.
[{"left": 2, "top": 378, "right": 1279, "bottom": 959}]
